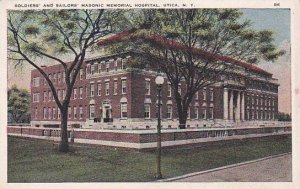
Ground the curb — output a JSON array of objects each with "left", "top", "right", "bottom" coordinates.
[{"left": 158, "top": 152, "right": 292, "bottom": 182}]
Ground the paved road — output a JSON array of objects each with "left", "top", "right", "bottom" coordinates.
[{"left": 175, "top": 154, "right": 292, "bottom": 182}]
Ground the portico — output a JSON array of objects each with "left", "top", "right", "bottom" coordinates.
[{"left": 223, "top": 88, "right": 245, "bottom": 122}]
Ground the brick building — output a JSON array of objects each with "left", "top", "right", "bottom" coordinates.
[{"left": 30, "top": 49, "right": 279, "bottom": 129}]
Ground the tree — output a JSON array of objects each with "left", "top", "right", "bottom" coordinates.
[
  {"left": 278, "top": 112, "right": 291, "bottom": 121},
  {"left": 8, "top": 85, "right": 30, "bottom": 123},
  {"left": 7, "top": 10, "right": 121, "bottom": 152},
  {"left": 98, "top": 9, "right": 284, "bottom": 128}
]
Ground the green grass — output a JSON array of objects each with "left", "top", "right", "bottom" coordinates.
[{"left": 8, "top": 135, "right": 291, "bottom": 182}]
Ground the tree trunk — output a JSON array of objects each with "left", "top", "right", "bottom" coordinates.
[
  {"left": 178, "top": 106, "right": 188, "bottom": 129},
  {"left": 59, "top": 109, "right": 69, "bottom": 153}
]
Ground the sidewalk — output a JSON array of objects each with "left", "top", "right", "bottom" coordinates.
[{"left": 162, "top": 153, "right": 292, "bottom": 182}]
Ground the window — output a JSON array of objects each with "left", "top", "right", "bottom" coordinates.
[
  {"left": 33, "top": 93, "right": 40, "bottom": 102},
  {"left": 114, "top": 80, "right": 118, "bottom": 95},
  {"left": 261, "top": 97, "right": 263, "bottom": 106},
  {"left": 202, "top": 108, "right": 207, "bottom": 119},
  {"left": 73, "top": 88, "right": 77, "bottom": 99},
  {"left": 122, "top": 79, "right": 127, "bottom": 94},
  {"left": 203, "top": 88, "right": 207, "bottom": 100},
  {"left": 195, "top": 91, "right": 199, "bottom": 100},
  {"left": 80, "top": 69, "right": 84, "bottom": 80},
  {"left": 90, "top": 84, "right": 95, "bottom": 97},
  {"left": 106, "top": 63, "right": 110, "bottom": 72},
  {"left": 48, "top": 107, "right": 52, "bottom": 119},
  {"left": 79, "top": 106, "right": 83, "bottom": 119},
  {"left": 105, "top": 82, "right": 110, "bottom": 95},
  {"left": 89, "top": 105, "right": 95, "bottom": 119},
  {"left": 121, "top": 102, "right": 128, "bottom": 118},
  {"left": 62, "top": 72, "right": 65, "bottom": 83},
  {"left": 209, "top": 88, "right": 214, "bottom": 101},
  {"left": 53, "top": 107, "right": 56, "bottom": 119},
  {"left": 144, "top": 104, "right": 150, "bottom": 119},
  {"left": 87, "top": 65, "right": 91, "bottom": 74},
  {"left": 91, "top": 64, "right": 95, "bottom": 75},
  {"left": 114, "top": 60, "right": 118, "bottom": 71},
  {"left": 58, "top": 108, "right": 61, "bottom": 119},
  {"left": 53, "top": 73, "right": 57, "bottom": 83},
  {"left": 58, "top": 72, "right": 61, "bottom": 83},
  {"left": 121, "top": 59, "right": 126, "bottom": 69},
  {"left": 79, "top": 87, "right": 83, "bottom": 99},
  {"left": 68, "top": 107, "right": 71, "bottom": 119},
  {"left": 48, "top": 91, "right": 52, "bottom": 101},
  {"left": 261, "top": 110, "right": 263, "bottom": 120},
  {"left": 247, "top": 109, "right": 250, "bottom": 120},
  {"left": 62, "top": 89, "right": 65, "bottom": 99},
  {"left": 43, "top": 108, "right": 47, "bottom": 119},
  {"left": 57, "top": 90, "right": 61, "bottom": 100},
  {"left": 187, "top": 108, "right": 191, "bottom": 119},
  {"left": 209, "top": 108, "right": 214, "bottom": 119},
  {"left": 194, "top": 107, "right": 199, "bottom": 119},
  {"left": 167, "top": 84, "right": 172, "bottom": 97},
  {"left": 97, "top": 83, "right": 101, "bottom": 96},
  {"left": 85, "top": 67, "right": 89, "bottom": 78},
  {"left": 74, "top": 106, "right": 77, "bottom": 119},
  {"left": 98, "top": 63, "right": 102, "bottom": 73},
  {"left": 167, "top": 105, "right": 172, "bottom": 119},
  {"left": 94, "top": 64, "right": 98, "bottom": 74},
  {"left": 145, "top": 80, "right": 150, "bottom": 95},
  {"left": 32, "top": 77, "right": 40, "bottom": 87}
]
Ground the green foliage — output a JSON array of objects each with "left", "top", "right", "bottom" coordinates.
[
  {"left": 8, "top": 9, "right": 121, "bottom": 61},
  {"left": 8, "top": 85, "right": 30, "bottom": 123},
  {"left": 7, "top": 9, "right": 122, "bottom": 152},
  {"left": 277, "top": 112, "right": 292, "bottom": 121},
  {"left": 106, "top": 9, "right": 284, "bottom": 126}
]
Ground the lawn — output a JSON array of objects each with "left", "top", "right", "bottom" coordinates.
[{"left": 7, "top": 135, "right": 291, "bottom": 182}]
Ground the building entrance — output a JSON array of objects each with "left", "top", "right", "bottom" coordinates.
[{"left": 102, "top": 100, "right": 113, "bottom": 122}]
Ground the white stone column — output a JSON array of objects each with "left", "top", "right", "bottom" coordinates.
[
  {"left": 223, "top": 88, "right": 229, "bottom": 120},
  {"left": 241, "top": 92, "right": 245, "bottom": 121},
  {"left": 229, "top": 90, "right": 234, "bottom": 120},
  {"left": 236, "top": 91, "right": 241, "bottom": 121}
]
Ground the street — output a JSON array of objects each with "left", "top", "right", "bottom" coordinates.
[{"left": 173, "top": 154, "right": 292, "bottom": 182}]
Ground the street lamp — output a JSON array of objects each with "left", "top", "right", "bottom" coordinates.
[{"left": 155, "top": 75, "right": 164, "bottom": 179}]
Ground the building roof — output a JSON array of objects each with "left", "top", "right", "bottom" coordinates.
[{"left": 97, "top": 31, "right": 272, "bottom": 76}]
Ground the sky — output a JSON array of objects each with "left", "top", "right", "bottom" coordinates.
[
  {"left": 242, "top": 9, "right": 291, "bottom": 114},
  {"left": 7, "top": 9, "right": 292, "bottom": 114}
]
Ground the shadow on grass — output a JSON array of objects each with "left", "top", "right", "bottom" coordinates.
[{"left": 8, "top": 135, "right": 291, "bottom": 182}]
